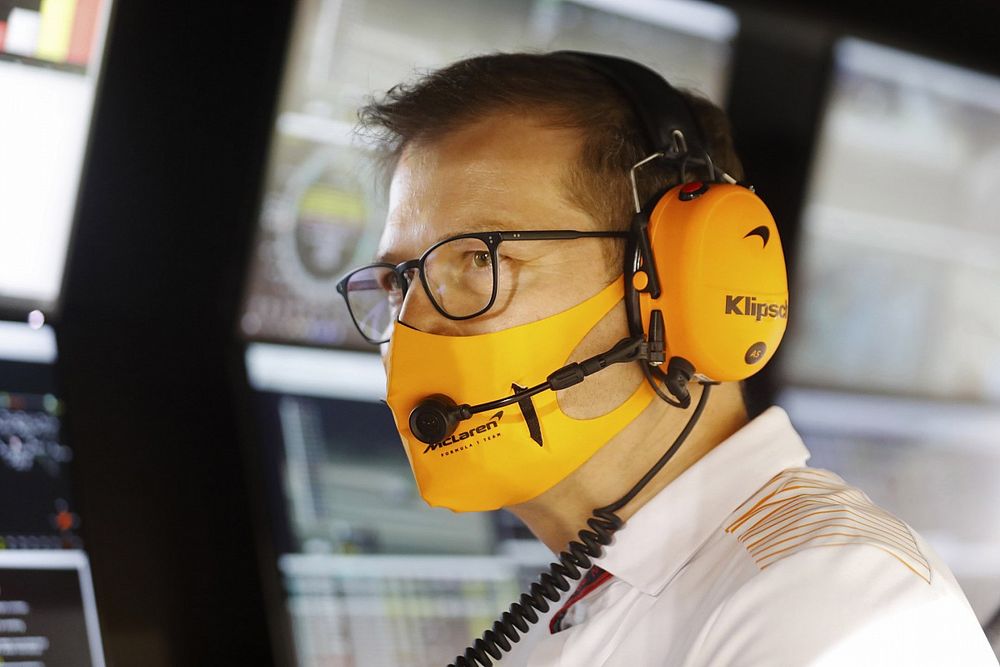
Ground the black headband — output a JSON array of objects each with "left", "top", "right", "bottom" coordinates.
[{"left": 549, "top": 50, "right": 708, "bottom": 160}]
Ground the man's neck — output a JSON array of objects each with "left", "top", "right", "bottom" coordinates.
[{"left": 507, "top": 381, "right": 750, "bottom": 553}]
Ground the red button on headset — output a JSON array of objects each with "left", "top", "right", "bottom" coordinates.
[{"left": 679, "top": 181, "right": 710, "bottom": 201}]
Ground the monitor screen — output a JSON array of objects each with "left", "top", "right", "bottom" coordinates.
[
  {"left": 280, "top": 552, "right": 552, "bottom": 666},
  {"left": 0, "top": 0, "right": 113, "bottom": 313},
  {"left": 0, "top": 321, "right": 80, "bottom": 549},
  {"left": 238, "top": 0, "right": 739, "bottom": 350},
  {"left": 780, "top": 37, "right": 1000, "bottom": 403},
  {"left": 0, "top": 549, "right": 106, "bottom": 667}
]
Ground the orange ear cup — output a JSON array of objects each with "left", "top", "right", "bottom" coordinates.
[{"left": 638, "top": 182, "right": 788, "bottom": 382}]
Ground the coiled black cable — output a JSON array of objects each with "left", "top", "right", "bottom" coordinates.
[{"left": 448, "top": 382, "right": 713, "bottom": 667}]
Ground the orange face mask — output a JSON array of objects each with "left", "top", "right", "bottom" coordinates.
[{"left": 384, "top": 278, "right": 655, "bottom": 512}]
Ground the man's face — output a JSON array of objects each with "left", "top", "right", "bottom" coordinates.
[
  {"left": 376, "top": 113, "right": 640, "bottom": 419},
  {"left": 375, "top": 113, "right": 622, "bottom": 339}
]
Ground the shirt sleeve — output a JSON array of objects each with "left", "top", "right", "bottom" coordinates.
[{"left": 682, "top": 542, "right": 999, "bottom": 667}]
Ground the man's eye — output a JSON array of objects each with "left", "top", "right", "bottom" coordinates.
[{"left": 472, "top": 251, "right": 492, "bottom": 269}]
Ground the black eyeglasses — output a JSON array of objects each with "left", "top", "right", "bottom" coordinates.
[{"left": 336, "top": 229, "right": 627, "bottom": 344}]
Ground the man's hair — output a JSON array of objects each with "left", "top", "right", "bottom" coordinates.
[{"left": 357, "top": 52, "right": 744, "bottom": 236}]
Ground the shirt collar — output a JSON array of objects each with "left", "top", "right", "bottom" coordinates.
[{"left": 591, "top": 405, "right": 810, "bottom": 596}]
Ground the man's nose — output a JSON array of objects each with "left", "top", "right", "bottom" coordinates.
[{"left": 398, "top": 278, "right": 463, "bottom": 336}]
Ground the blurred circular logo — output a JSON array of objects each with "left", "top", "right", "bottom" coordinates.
[
  {"left": 745, "top": 341, "right": 767, "bottom": 365},
  {"left": 294, "top": 183, "right": 365, "bottom": 281}
]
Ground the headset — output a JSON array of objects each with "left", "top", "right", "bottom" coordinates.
[{"left": 441, "top": 51, "right": 788, "bottom": 667}]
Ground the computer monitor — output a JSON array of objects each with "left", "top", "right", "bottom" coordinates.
[
  {"left": 0, "top": 549, "right": 106, "bottom": 666},
  {"left": 0, "top": 321, "right": 80, "bottom": 549},
  {"left": 0, "top": 0, "right": 114, "bottom": 314},
  {"left": 780, "top": 37, "right": 1000, "bottom": 404},
  {"left": 279, "top": 552, "right": 552, "bottom": 666}
]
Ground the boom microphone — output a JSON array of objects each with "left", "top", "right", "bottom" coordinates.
[
  {"left": 408, "top": 394, "right": 472, "bottom": 445},
  {"left": 409, "top": 336, "right": 654, "bottom": 445}
]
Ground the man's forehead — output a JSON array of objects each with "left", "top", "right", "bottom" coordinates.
[
  {"left": 378, "top": 114, "right": 589, "bottom": 260},
  {"left": 391, "top": 115, "right": 582, "bottom": 196}
]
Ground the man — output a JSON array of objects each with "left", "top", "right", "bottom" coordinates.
[{"left": 337, "top": 52, "right": 997, "bottom": 666}]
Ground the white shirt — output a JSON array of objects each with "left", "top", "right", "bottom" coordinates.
[{"left": 514, "top": 406, "right": 998, "bottom": 666}]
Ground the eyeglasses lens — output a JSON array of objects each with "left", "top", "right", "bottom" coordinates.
[
  {"left": 423, "top": 237, "right": 494, "bottom": 318},
  {"left": 344, "top": 265, "right": 400, "bottom": 343}
]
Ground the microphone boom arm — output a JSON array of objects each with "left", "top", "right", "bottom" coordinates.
[
  {"left": 409, "top": 337, "right": 650, "bottom": 446},
  {"left": 461, "top": 336, "right": 648, "bottom": 417}
]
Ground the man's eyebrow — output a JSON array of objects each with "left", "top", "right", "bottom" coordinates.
[{"left": 374, "top": 218, "right": 521, "bottom": 264}]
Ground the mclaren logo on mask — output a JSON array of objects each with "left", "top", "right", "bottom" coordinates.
[
  {"left": 423, "top": 410, "right": 504, "bottom": 454},
  {"left": 725, "top": 295, "right": 788, "bottom": 321}
]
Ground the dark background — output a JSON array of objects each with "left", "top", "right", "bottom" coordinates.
[{"left": 52, "top": 1, "right": 1000, "bottom": 665}]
